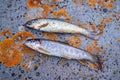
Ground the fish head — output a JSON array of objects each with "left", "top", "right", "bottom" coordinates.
[
  {"left": 24, "top": 39, "right": 42, "bottom": 51},
  {"left": 23, "top": 19, "right": 37, "bottom": 29}
]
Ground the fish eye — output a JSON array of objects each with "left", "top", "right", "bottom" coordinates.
[{"left": 26, "top": 21, "right": 32, "bottom": 25}]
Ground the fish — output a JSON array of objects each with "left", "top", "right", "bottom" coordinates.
[
  {"left": 24, "top": 38, "right": 103, "bottom": 69},
  {"left": 23, "top": 18, "right": 99, "bottom": 40}
]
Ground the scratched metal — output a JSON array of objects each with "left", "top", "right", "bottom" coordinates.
[{"left": 0, "top": 0, "right": 120, "bottom": 80}]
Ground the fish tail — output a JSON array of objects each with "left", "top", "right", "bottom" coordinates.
[
  {"left": 88, "top": 30, "right": 100, "bottom": 40},
  {"left": 92, "top": 55, "right": 103, "bottom": 70}
]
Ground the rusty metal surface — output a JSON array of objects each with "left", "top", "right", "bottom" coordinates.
[{"left": 0, "top": 0, "right": 120, "bottom": 80}]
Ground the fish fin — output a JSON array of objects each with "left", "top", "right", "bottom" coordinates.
[
  {"left": 92, "top": 55, "right": 104, "bottom": 70},
  {"left": 78, "top": 60, "right": 86, "bottom": 65},
  {"left": 38, "top": 47, "right": 50, "bottom": 53},
  {"left": 88, "top": 29, "right": 100, "bottom": 40},
  {"left": 63, "top": 56, "right": 71, "bottom": 59}
]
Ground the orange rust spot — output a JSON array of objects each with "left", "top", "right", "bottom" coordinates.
[
  {"left": 0, "top": 38, "right": 22, "bottom": 67},
  {"left": 98, "top": 26, "right": 105, "bottom": 36},
  {"left": 88, "top": 0, "right": 97, "bottom": 8},
  {"left": 48, "top": 4, "right": 57, "bottom": 8},
  {"left": 86, "top": 45, "right": 106, "bottom": 54},
  {"left": 118, "top": 28, "right": 120, "bottom": 31},
  {"left": 41, "top": 4, "right": 52, "bottom": 18},
  {"left": 21, "top": 78, "right": 24, "bottom": 80},
  {"left": 86, "top": 45, "right": 101, "bottom": 55},
  {"left": 105, "top": 14, "right": 114, "bottom": 23},
  {"left": 73, "top": 0, "right": 84, "bottom": 4},
  {"left": 52, "top": 9, "right": 69, "bottom": 18},
  {"left": 118, "top": 38, "right": 120, "bottom": 42},
  {"left": 0, "top": 27, "right": 12, "bottom": 37},
  {"left": 53, "top": 0, "right": 57, "bottom": 2},
  {"left": 89, "top": 22, "right": 96, "bottom": 31},
  {"left": 42, "top": 32, "right": 59, "bottom": 41},
  {"left": 93, "top": 40, "right": 98, "bottom": 45},
  {"left": 100, "top": 18, "right": 106, "bottom": 28},
  {"left": 0, "top": 31, "right": 35, "bottom": 68},
  {"left": 27, "top": 0, "right": 41, "bottom": 9},
  {"left": 12, "top": 31, "right": 35, "bottom": 41},
  {"left": 53, "top": 0, "right": 60, "bottom": 2},
  {"left": 90, "top": 63, "right": 97, "bottom": 69},
  {"left": 103, "top": 0, "right": 114, "bottom": 8},
  {"left": 26, "top": 16, "right": 31, "bottom": 20},
  {"left": 66, "top": 35, "right": 82, "bottom": 48},
  {"left": 76, "top": 23, "right": 89, "bottom": 30},
  {"left": 89, "top": 0, "right": 114, "bottom": 8}
]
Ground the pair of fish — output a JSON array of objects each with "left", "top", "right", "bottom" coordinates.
[{"left": 23, "top": 18, "right": 102, "bottom": 69}]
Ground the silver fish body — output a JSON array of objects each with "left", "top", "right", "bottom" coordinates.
[
  {"left": 24, "top": 38, "right": 102, "bottom": 69},
  {"left": 24, "top": 18, "right": 99, "bottom": 39}
]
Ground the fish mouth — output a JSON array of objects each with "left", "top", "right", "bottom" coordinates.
[{"left": 23, "top": 23, "right": 30, "bottom": 27}]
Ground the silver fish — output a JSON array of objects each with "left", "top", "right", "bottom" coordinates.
[
  {"left": 24, "top": 38, "right": 102, "bottom": 69},
  {"left": 24, "top": 18, "right": 99, "bottom": 40}
]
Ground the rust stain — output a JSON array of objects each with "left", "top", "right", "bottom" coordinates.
[
  {"left": 89, "top": 0, "right": 114, "bottom": 9},
  {"left": 88, "top": 0, "right": 97, "bottom": 8},
  {"left": 73, "top": 0, "right": 84, "bottom": 4},
  {"left": 98, "top": 26, "right": 105, "bottom": 36},
  {"left": 93, "top": 40, "right": 98, "bottom": 45},
  {"left": 76, "top": 23, "right": 89, "bottom": 30},
  {"left": 90, "top": 63, "right": 97, "bottom": 69},
  {"left": 42, "top": 32, "right": 59, "bottom": 41},
  {"left": 86, "top": 45, "right": 105, "bottom": 55},
  {"left": 66, "top": 35, "right": 82, "bottom": 48},
  {"left": 0, "top": 27, "right": 12, "bottom": 37},
  {"left": 27, "top": 0, "right": 41, "bottom": 9},
  {"left": 0, "top": 31, "right": 35, "bottom": 68},
  {"left": 89, "top": 22, "right": 96, "bottom": 31},
  {"left": 118, "top": 38, "right": 120, "bottom": 42},
  {"left": 86, "top": 45, "right": 95, "bottom": 55},
  {"left": 52, "top": 9, "right": 69, "bottom": 18}
]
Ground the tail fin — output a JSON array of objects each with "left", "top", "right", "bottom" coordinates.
[
  {"left": 88, "top": 30, "right": 100, "bottom": 40},
  {"left": 92, "top": 55, "right": 104, "bottom": 70}
]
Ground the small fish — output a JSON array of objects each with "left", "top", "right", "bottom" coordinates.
[
  {"left": 24, "top": 38, "right": 102, "bottom": 69},
  {"left": 24, "top": 18, "right": 99, "bottom": 39}
]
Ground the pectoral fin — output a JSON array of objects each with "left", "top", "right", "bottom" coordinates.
[
  {"left": 37, "top": 47, "right": 50, "bottom": 53},
  {"left": 78, "top": 60, "right": 87, "bottom": 65},
  {"left": 63, "top": 56, "right": 71, "bottom": 59}
]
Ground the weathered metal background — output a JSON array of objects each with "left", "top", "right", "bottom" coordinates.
[{"left": 0, "top": 0, "right": 120, "bottom": 80}]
